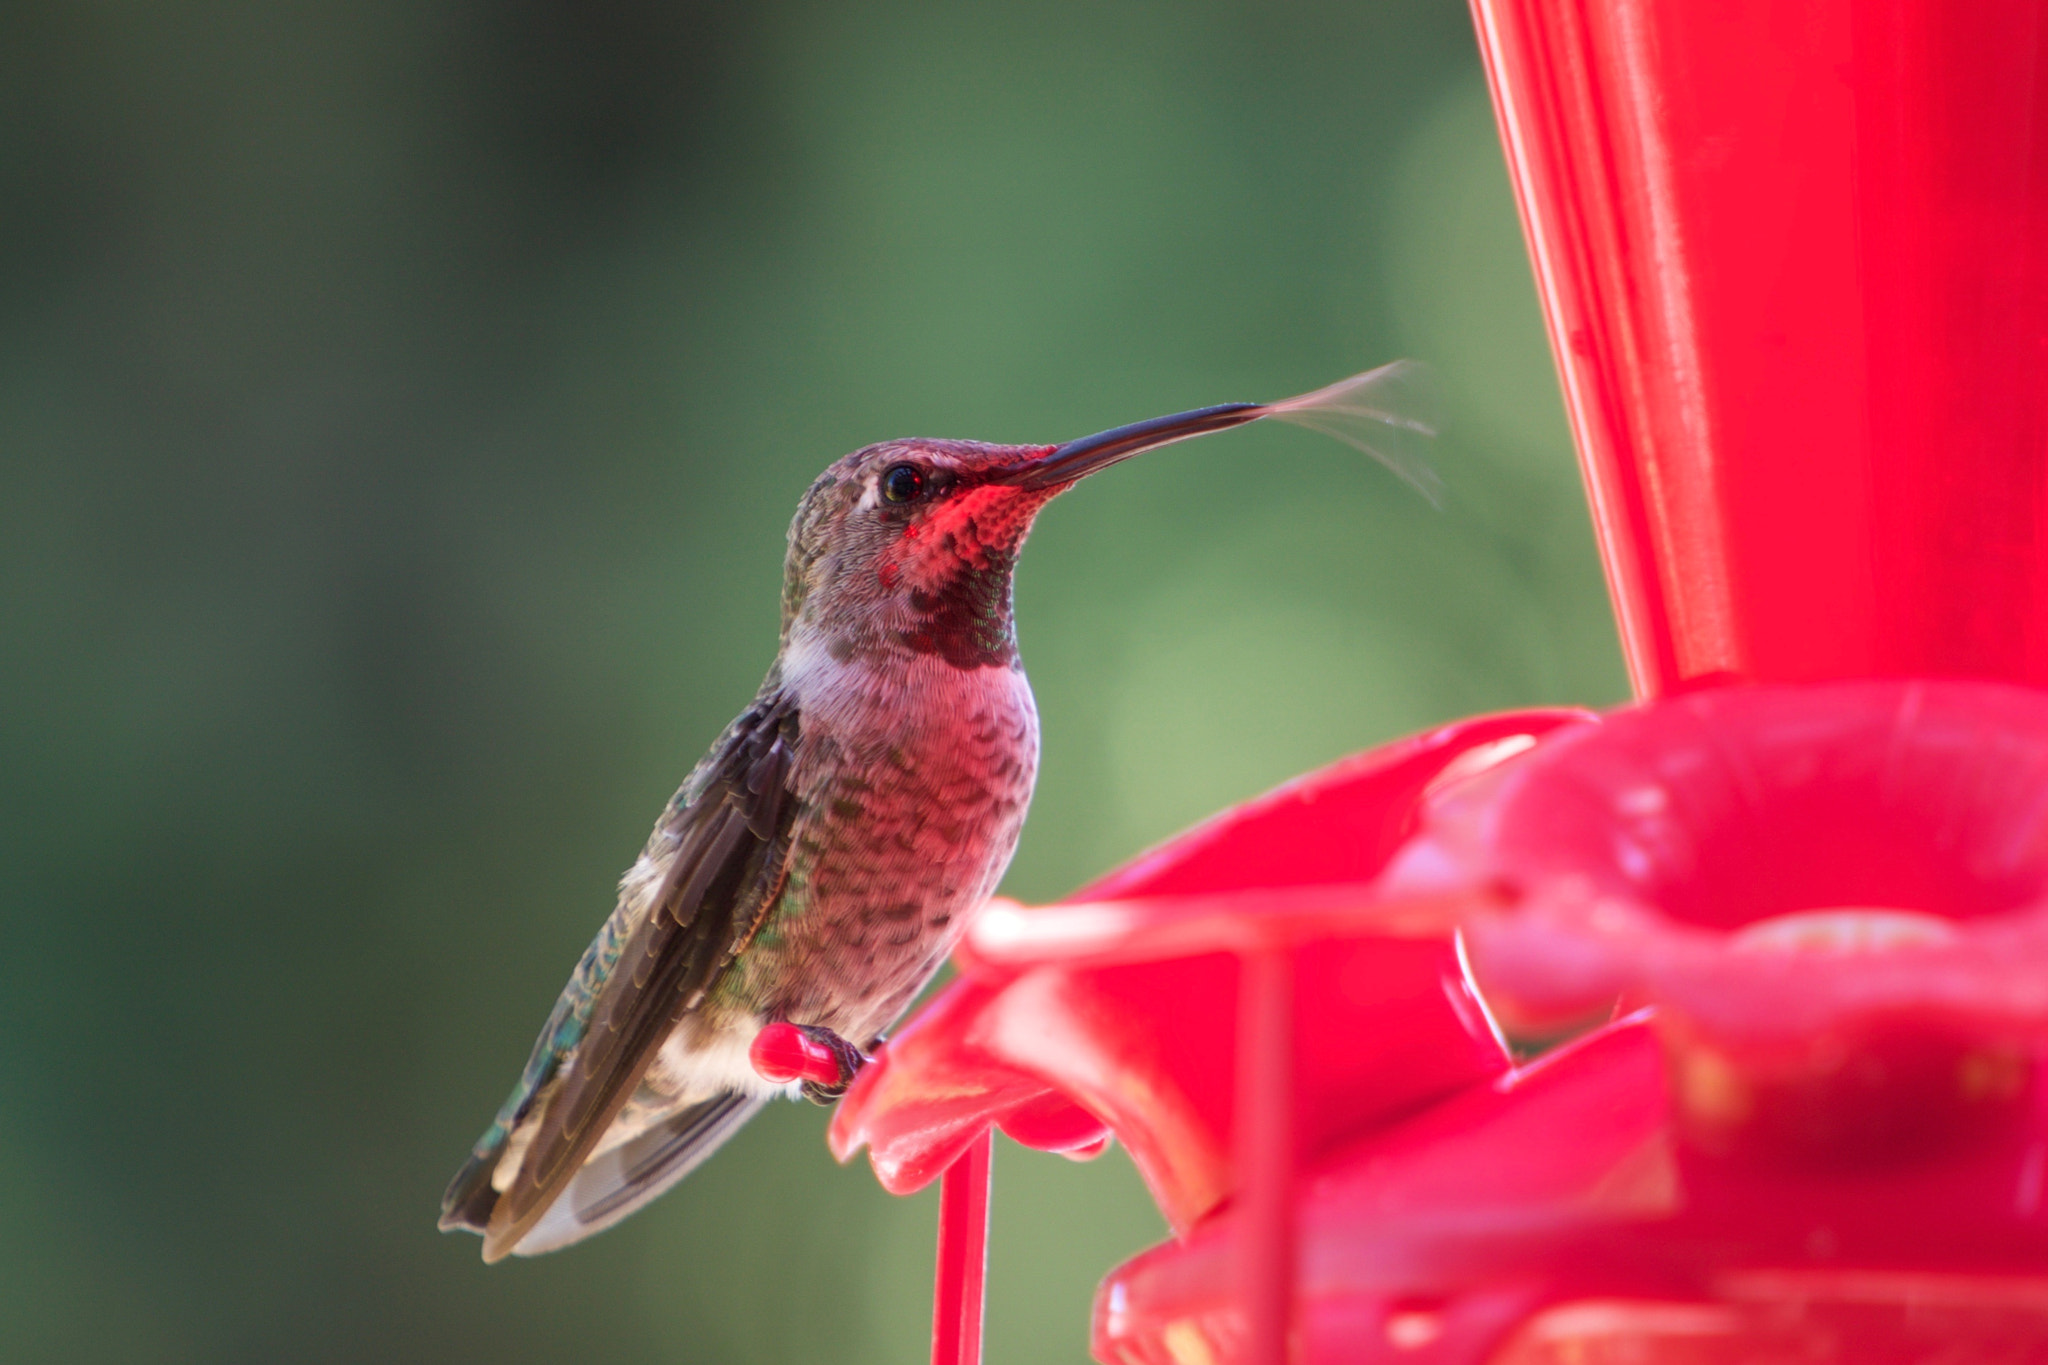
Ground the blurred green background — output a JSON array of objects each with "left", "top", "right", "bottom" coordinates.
[{"left": 0, "top": 2, "right": 1626, "bottom": 1361}]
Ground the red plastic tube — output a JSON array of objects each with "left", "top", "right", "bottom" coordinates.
[
  {"left": 931, "top": 1131, "right": 992, "bottom": 1365},
  {"left": 1236, "top": 949, "right": 1296, "bottom": 1365},
  {"left": 1472, "top": 0, "right": 2048, "bottom": 697}
]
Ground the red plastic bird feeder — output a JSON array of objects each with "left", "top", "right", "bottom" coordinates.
[{"left": 763, "top": 3, "right": 2048, "bottom": 1361}]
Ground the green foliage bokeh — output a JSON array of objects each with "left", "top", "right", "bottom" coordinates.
[{"left": 0, "top": 2, "right": 1626, "bottom": 1361}]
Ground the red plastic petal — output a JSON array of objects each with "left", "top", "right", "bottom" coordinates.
[{"left": 995, "top": 1091, "right": 1112, "bottom": 1157}]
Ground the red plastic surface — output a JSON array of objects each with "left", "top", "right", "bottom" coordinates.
[{"left": 1472, "top": 0, "right": 2048, "bottom": 697}]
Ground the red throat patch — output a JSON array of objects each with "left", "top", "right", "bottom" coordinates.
[{"left": 876, "top": 480, "right": 1056, "bottom": 595}]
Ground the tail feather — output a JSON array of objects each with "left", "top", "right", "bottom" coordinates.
[
  {"left": 438, "top": 1148, "right": 504, "bottom": 1237},
  {"left": 505, "top": 1091, "right": 768, "bottom": 1257}
]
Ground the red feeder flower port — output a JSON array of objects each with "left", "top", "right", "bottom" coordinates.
[{"left": 765, "top": 3, "right": 2048, "bottom": 1362}]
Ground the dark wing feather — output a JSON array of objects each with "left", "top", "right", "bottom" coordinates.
[{"left": 480, "top": 691, "right": 801, "bottom": 1262}]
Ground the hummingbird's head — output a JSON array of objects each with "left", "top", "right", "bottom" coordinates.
[
  {"left": 776, "top": 363, "right": 1440, "bottom": 672},
  {"left": 780, "top": 439, "right": 1066, "bottom": 671}
]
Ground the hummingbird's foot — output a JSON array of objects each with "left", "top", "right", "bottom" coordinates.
[
  {"left": 793, "top": 1025, "right": 871, "bottom": 1104},
  {"left": 748, "top": 1021, "right": 875, "bottom": 1101}
]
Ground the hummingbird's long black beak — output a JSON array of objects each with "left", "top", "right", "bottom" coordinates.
[
  {"left": 996, "top": 363, "right": 1445, "bottom": 503},
  {"left": 1001, "top": 402, "right": 1266, "bottom": 490}
]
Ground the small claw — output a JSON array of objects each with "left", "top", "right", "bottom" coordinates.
[{"left": 797, "top": 1026, "right": 871, "bottom": 1105}]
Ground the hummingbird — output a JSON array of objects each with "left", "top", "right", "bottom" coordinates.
[{"left": 439, "top": 364, "right": 1437, "bottom": 1261}]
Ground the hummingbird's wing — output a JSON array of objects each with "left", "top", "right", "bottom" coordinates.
[
  {"left": 440, "top": 690, "right": 802, "bottom": 1261},
  {"left": 506, "top": 1089, "right": 769, "bottom": 1255}
]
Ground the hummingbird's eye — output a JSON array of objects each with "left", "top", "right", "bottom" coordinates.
[{"left": 880, "top": 463, "right": 926, "bottom": 504}]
